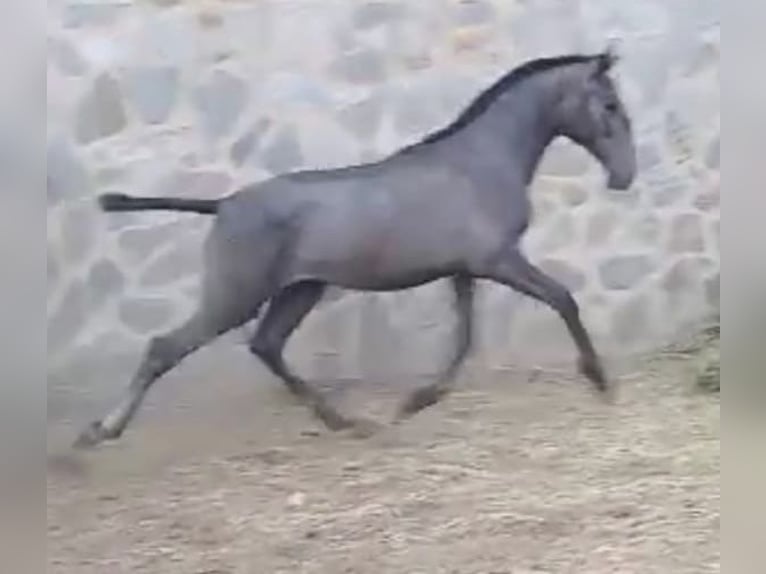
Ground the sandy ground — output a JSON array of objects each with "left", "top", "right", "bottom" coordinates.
[{"left": 47, "top": 353, "right": 719, "bottom": 574}]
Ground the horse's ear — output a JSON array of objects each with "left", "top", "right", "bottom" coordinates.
[{"left": 595, "top": 43, "right": 619, "bottom": 74}]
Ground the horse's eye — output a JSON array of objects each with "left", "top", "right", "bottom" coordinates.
[{"left": 605, "top": 101, "right": 618, "bottom": 113}]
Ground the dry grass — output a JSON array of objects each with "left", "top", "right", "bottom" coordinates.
[{"left": 48, "top": 356, "right": 719, "bottom": 574}]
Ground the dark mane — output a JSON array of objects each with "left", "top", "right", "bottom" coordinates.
[{"left": 400, "top": 53, "right": 599, "bottom": 153}]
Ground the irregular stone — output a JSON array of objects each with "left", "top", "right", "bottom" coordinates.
[
  {"left": 261, "top": 127, "right": 304, "bottom": 174},
  {"left": 599, "top": 255, "right": 654, "bottom": 291},
  {"left": 334, "top": 27, "right": 357, "bottom": 53},
  {"left": 683, "top": 39, "right": 719, "bottom": 77},
  {"left": 328, "top": 48, "right": 387, "bottom": 85},
  {"left": 453, "top": 0, "right": 496, "bottom": 26},
  {"left": 704, "top": 273, "right": 720, "bottom": 309},
  {"left": 193, "top": 70, "right": 248, "bottom": 140},
  {"left": 230, "top": 131, "right": 258, "bottom": 167},
  {"left": 297, "top": 297, "right": 362, "bottom": 380},
  {"left": 636, "top": 142, "right": 662, "bottom": 172},
  {"left": 628, "top": 214, "right": 662, "bottom": 246},
  {"left": 50, "top": 329, "right": 143, "bottom": 408},
  {"left": 60, "top": 202, "right": 99, "bottom": 265},
  {"left": 337, "top": 95, "right": 385, "bottom": 140},
  {"left": 560, "top": 182, "right": 589, "bottom": 207},
  {"left": 123, "top": 66, "right": 179, "bottom": 124},
  {"left": 538, "top": 258, "right": 587, "bottom": 292},
  {"left": 432, "top": 73, "right": 483, "bottom": 114},
  {"left": 230, "top": 119, "right": 272, "bottom": 166},
  {"left": 507, "top": 0, "right": 585, "bottom": 62},
  {"left": 182, "top": 281, "right": 201, "bottom": 303},
  {"left": 359, "top": 147, "right": 381, "bottom": 164},
  {"left": 154, "top": 169, "right": 232, "bottom": 199},
  {"left": 358, "top": 295, "right": 399, "bottom": 380},
  {"left": 531, "top": 196, "right": 557, "bottom": 223},
  {"left": 119, "top": 297, "right": 176, "bottom": 334},
  {"left": 604, "top": 185, "right": 642, "bottom": 208},
  {"left": 665, "top": 111, "right": 695, "bottom": 166},
  {"left": 132, "top": 8, "right": 197, "bottom": 68},
  {"left": 386, "top": 20, "right": 435, "bottom": 70},
  {"left": 539, "top": 213, "right": 577, "bottom": 253},
  {"left": 611, "top": 294, "right": 650, "bottom": 345},
  {"left": 353, "top": 2, "right": 405, "bottom": 30},
  {"left": 62, "top": 0, "right": 129, "bottom": 28},
  {"left": 586, "top": 207, "right": 617, "bottom": 246},
  {"left": 198, "top": 8, "right": 224, "bottom": 29},
  {"left": 48, "top": 280, "right": 89, "bottom": 353},
  {"left": 584, "top": 292, "right": 609, "bottom": 309},
  {"left": 261, "top": 73, "right": 332, "bottom": 109},
  {"left": 661, "top": 257, "right": 704, "bottom": 296},
  {"left": 694, "top": 181, "right": 720, "bottom": 211},
  {"left": 48, "top": 36, "right": 87, "bottom": 76},
  {"left": 668, "top": 213, "right": 705, "bottom": 253},
  {"left": 393, "top": 87, "right": 443, "bottom": 137},
  {"left": 540, "top": 141, "right": 591, "bottom": 177},
  {"left": 86, "top": 258, "right": 125, "bottom": 307},
  {"left": 665, "top": 71, "right": 719, "bottom": 130},
  {"left": 139, "top": 242, "right": 202, "bottom": 288},
  {"left": 118, "top": 218, "right": 202, "bottom": 263},
  {"left": 105, "top": 212, "right": 142, "bottom": 232},
  {"left": 299, "top": 116, "right": 359, "bottom": 168},
  {"left": 650, "top": 172, "right": 689, "bottom": 207},
  {"left": 508, "top": 305, "right": 574, "bottom": 361},
  {"left": 451, "top": 26, "right": 492, "bottom": 53},
  {"left": 75, "top": 74, "right": 127, "bottom": 144},
  {"left": 46, "top": 138, "right": 90, "bottom": 204},
  {"left": 706, "top": 136, "right": 719, "bottom": 169},
  {"left": 94, "top": 165, "right": 128, "bottom": 187},
  {"left": 620, "top": 34, "right": 670, "bottom": 108},
  {"left": 479, "top": 285, "right": 518, "bottom": 360}
]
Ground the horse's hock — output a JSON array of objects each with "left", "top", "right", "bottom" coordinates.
[{"left": 47, "top": 1, "right": 720, "bottom": 396}]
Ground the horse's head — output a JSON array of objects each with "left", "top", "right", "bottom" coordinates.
[{"left": 556, "top": 50, "right": 636, "bottom": 190}]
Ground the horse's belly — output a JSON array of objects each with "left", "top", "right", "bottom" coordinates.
[
  {"left": 334, "top": 267, "right": 452, "bottom": 291},
  {"left": 293, "top": 199, "right": 467, "bottom": 289},
  {"left": 296, "top": 233, "right": 459, "bottom": 291}
]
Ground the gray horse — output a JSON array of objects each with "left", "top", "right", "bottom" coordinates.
[{"left": 75, "top": 50, "right": 636, "bottom": 449}]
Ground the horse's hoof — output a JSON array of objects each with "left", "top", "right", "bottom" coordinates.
[
  {"left": 579, "top": 358, "right": 609, "bottom": 390},
  {"left": 579, "top": 360, "right": 617, "bottom": 405},
  {"left": 73, "top": 421, "right": 117, "bottom": 450},
  {"left": 351, "top": 417, "right": 384, "bottom": 439},
  {"left": 396, "top": 386, "right": 440, "bottom": 420},
  {"left": 313, "top": 401, "right": 355, "bottom": 432},
  {"left": 599, "top": 380, "right": 618, "bottom": 405}
]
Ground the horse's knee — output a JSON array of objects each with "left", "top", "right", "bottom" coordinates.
[
  {"left": 147, "top": 334, "right": 181, "bottom": 361},
  {"left": 248, "top": 335, "right": 277, "bottom": 364},
  {"left": 137, "top": 334, "right": 190, "bottom": 382},
  {"left": 549, "top": 285, "right": 579, "bottom": 319}
]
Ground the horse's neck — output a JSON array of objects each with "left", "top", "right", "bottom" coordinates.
[{"left": 459, "top": 78, "right": 561, "bottom": 186}]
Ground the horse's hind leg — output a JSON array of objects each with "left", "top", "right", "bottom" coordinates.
[
  {"left": 249, "top": 281, "right": 372, "bottom": 431},
  {"left": 249, "top": 281, "right": 325, "bottom": 398},
  {"left": 397, "top": 274, "right": 475, "bottom": 419},
  {"left": 74, "top": 275, "right": 263, "bottom": 449}
]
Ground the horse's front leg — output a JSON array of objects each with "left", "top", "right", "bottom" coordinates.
[
  {"left": 483, "top": 248, "right": 613, "bottom": 400},
  {"left": 397, "top": 274, "right": 475, "bottom": 418}
]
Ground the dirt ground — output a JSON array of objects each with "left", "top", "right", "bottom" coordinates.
[{"left": 47, "top": 353, "right": 719, "bottom": 574}]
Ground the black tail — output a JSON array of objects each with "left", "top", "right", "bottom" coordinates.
[{"left": 98, "top": 193, "right": 219, "bottom": 215}]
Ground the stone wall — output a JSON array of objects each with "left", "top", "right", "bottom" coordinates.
[{"left": 47, "top": 0, "right": 720, "bottom": 388}]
